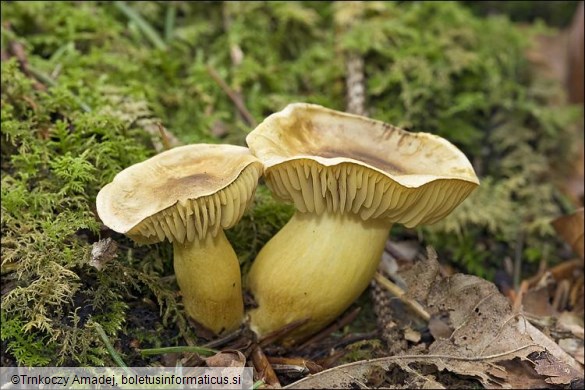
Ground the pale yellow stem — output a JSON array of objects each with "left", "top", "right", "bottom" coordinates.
[
  {"left": 247, "top": 212, "right": 391, "bottom": 342},
  {"left": 173, "top": 230, "right": 243, "bottom": 335}
]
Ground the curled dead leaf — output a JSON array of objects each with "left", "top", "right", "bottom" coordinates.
[{"left": 204, "top": 350, "right": 246, "bottom": 367}]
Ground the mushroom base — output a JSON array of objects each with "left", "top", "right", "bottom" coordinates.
[
  {"left": 247, "top": 211, "right": 391, "bottom": 343},
  {"left": 173, "top": 230, "right": 244, "bottom": 335}
]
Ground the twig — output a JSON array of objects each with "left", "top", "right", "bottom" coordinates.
[
  {"left": 206, "top": 65, "right": 257, "bottom": 127},
  {"left": 202, "top": 327, "right": 244, "bottom": 349},
  {"left": 8, "top": 39, "right": 45, "bottom": 91},
  {"left": 334, "top": 2, "right": 367, "bottom": 116},
  {"left": 513, "top": 230, "right": 525, "bottom": 290},
  {"left": 513, "top": 279, "right": 529, "bottom": 313},
  {"left": 139, "top": 345, "right": 218, "bottom": 356},
  {"left": 156, "top": 122, "right": 171, "bottom": 151},
  {"left": 308, "top": 331, "right": 378, "bottom": 361},
  {"left": 374, "top": 272, "right": 431, "bottom": 322},
  {"left": 258, "top": 317, "right": 310, "bottom": 347},
  {"left": 345, "top": 52, "right": 367, "bottom": 116},
  {"left": 115, "top": 2, "right": 167, "bottom": 51},
  {"left": 267, "top": 357, "right": 323, "bottom": 374},
  {"left": 297, "top": 307, "right": 361, "bottom": 349},
  {"left": 548, "top": 258, "right": 582, "bottom": 281},
  {"left": 6, "top": 31, "right": 91, "bottom": 112},
  {"left": 331, "top": 331, "right": 379, "bottom": 351},
  {"left": 251, "top": 345, "right": 281, "bottom": 388}
]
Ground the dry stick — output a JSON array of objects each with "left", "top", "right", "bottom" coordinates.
[
  {"left": 513, "top": 279, "right": 530, "bottom": 313},
  {"left": 297, "top": 307, "right": 362, "bottom": 350},
  {"left": 267, "top": 357, "right": 323, "bottom": 374},
  {"left": 308, "top": 331, "right": 379, "bottom": 362},
  {"left": 332, "top": 331, "right": 379, "bottom": 350},
  {"left": 202, "top": 327, "right": 244, "bottom": 349},
  {"left": 548, "top": 258, "right": 582, "bottom": 281},
  {"left": 373, "top": 272, "right": 431, "bottom": 322},
  {"left": 251, "top": 345, "right": 282, "bottom": 388},
  {"left": 6, "top": 34, "right": 91, "bottom": 112},
  {"left": 513, "top": 230, "right": 525, "bottom": 290},
  {"left": 345, "top": 52, "right": 367, "bottom": 116},
  {"left": 156, "top": 122, "right": 172, "bottom": 151},
  {"left": 258, "top": 318, "right": 310, "bottom": 348},
  {"left": 314, "top": 349, "right": 346, "bottom": 370},
  {"left": 206, "top": 65, "right": 257, "bottom": 127},
  {"left": 9, "top": 39, "right": 45, "bottom": 91},
  {"left": 139, "top": 345, "right": 217, "bottom": 356},
  {"left": 335, "top": 2, "right": 367, "bottom": 117}
]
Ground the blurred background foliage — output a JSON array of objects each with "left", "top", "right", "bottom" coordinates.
[{"left": 1, "top": 1, "right": 582, "bottom": 366}]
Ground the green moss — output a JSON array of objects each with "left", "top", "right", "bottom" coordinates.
[
  {"left": 1, "top": 1, "right": 581, "bottom": 366},
  {"left": 0, "top": 59, "right": 182, "bottom": 366}
]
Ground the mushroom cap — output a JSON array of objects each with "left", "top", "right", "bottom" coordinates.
[
  {"left": 246, "top": 103, "right": 479, "bottom": 228},
  {"left": 96, "top": 144, "right": 263, "bottom": 244}
]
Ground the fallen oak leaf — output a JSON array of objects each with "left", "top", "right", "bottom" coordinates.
[{"left": 284, "top": 345, "right": 543, "bottom": 389}]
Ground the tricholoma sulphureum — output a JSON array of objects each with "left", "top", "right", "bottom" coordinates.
[
  {"left": 97, "top": 144, "right": 263, "bottom": 334},
  {"left": 246, "top": 103, "right": 479, "bottom": 342}
]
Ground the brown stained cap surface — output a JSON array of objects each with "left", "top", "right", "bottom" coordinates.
[
  {"left": 246, "top": 103, "right": 480, "bottom": 227},
  {"left": 96, "top": 144, "right": 263, "bottom": 243},
  {"left": 246, "top": 103, "right": 479, "bottom": 188}
]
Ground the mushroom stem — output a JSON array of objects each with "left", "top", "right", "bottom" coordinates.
[
  {"left": 247, "top": 212, "right": 391, "bottom": 342},
  {"left": 173, "top": 230, "right": 243, "bottom": 335}
]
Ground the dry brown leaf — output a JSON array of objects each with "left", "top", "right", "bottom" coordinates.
[
  {"left": 558, "top": 311, "right": 585, "bottom": 340},
  {"left": 289, "top": 256, "right": 546, "bottom": 388},
  {"left": 522, "top": 286, "right": 556, "bottom": 317},
  {"left": 534, "top": 351, "right": 584, "bottom": 385},
  {"left": 287, "top": 252, "right": 584, "bottom": 389},
  {"left": 284, "top": 347, "right": 541, "bottom": 389},
  {"left": 523, "top": 320, "right": 582, "bottom": 373},
  {"left": 552, "top": 208, "right": 584, "bottom": 260},
  {"left": 558, "top": 338, "right": 585, "bottom": 365},
  {"left": 204, "top": 350, "right": 246, "bottom": 367},
  {"left": 567, "top": 1, "right": 584, "bottom": 105},
  {"left": 490, "top": 359, "right": 551, "bottom": 389}
]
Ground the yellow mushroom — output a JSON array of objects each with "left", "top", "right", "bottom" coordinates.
[
  {"left": 96, "top": 144, "right": 263, "bottom": 335},
  {"left": 246, "top": 103, "right": 479, "bottom": 342}
]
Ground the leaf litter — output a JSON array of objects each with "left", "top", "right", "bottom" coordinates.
[{"left": 285, "top": 248, "right": 584, "bottom": 389}]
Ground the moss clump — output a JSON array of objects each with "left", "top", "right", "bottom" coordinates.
[
  {"left": 1, "top": 1, "right": 581, "bottom": 366},
  {"left": 1, "top": 58, "right": 186, "bottom": 365}
]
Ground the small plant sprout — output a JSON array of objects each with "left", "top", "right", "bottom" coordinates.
[
  {"left": 96, "top": 144, "right": 263, "bottom": 334},
  {"left": 245, "top": 103, "right": 479, "bottom": 342}
]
